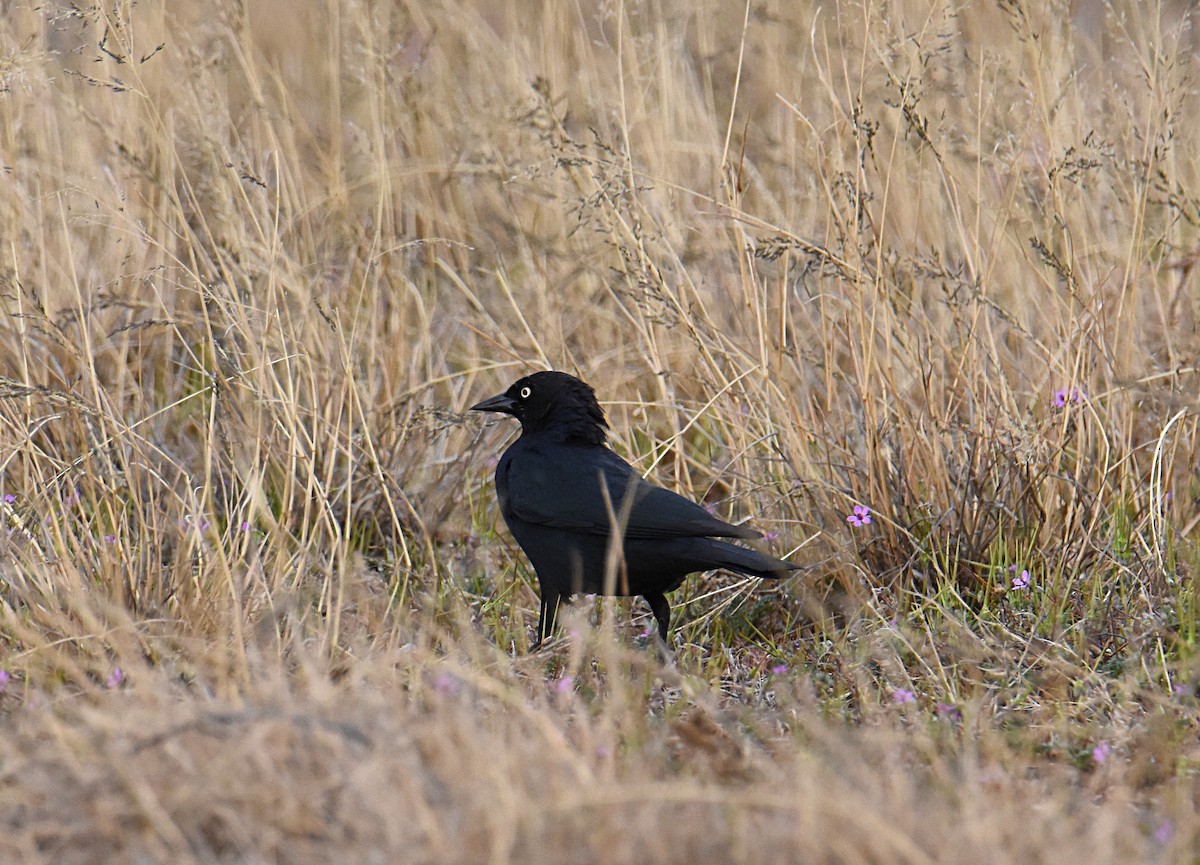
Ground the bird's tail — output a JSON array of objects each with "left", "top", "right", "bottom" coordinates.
[{"left": 711, "top": 540, "right": 799, "bottom": 580}]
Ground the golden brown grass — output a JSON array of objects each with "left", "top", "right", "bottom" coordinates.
[{"left": 1, "top": 0, "right": 1198, "bottom": 861}]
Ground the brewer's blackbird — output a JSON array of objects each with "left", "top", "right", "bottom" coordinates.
[{"left": 471, "top": 371, "right": 797, "bottom": 648}]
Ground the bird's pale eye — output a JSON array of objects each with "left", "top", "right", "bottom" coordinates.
[{"left": 519, "top": 386, "right": 532, "bottom": 399}]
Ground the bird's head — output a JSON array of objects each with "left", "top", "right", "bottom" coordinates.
[{"left": 470, "top": 371, "right": 608, "bottom": 444}]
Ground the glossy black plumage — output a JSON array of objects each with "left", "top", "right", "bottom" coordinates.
[{"left": 471, "top": 371, "right": 797, "bottom": 649}]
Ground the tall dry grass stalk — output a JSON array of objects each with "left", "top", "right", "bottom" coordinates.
[{"left": 1, "top": 0, "right": 1198, "bottom": 861}]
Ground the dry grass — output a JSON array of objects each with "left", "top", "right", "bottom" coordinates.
[{"left": 1, "top": 0, "right": 1198, "bottom": 861}]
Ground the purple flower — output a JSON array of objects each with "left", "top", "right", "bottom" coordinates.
[
  {"left": 554, "top": 675, "right": 574, "bottom": 695},
  {"left": 103, "top": 534, "right": 117, "bottom": 545},
  {"left": 1153, "top": 819, "right": 1174, "bottom": 844},
  {"left": 1053, "top": 387, "right": 1085, "bottom": 408},
  {"left": 763, "top": 531, "right": 779, "bottom": 542},
  {"left": 105, "top": 668, "right": 124, "bottom": 689},
  {"left": 846, "top": 505, "right": 872, "bottom": 527},
  {"left": 1092, "top": 741, "right": 1111, "bottom": 764},
  {"left": 431, "top": 672, "right": 460, "bottom": 696},
  {"left": 892, "top": 688, "right": 916, "bottom": 705},
  {"left": 1011, "top": 569, "right": 1031, "bottom": 590},
  {"left": 935, "top": 702, "right": 961, "bottom": 720},
  {"left": 2, "top": 493, "right": 14, "bottom": 504},
  {"left": 0, "top": 670, "right": 10, "bottom": 692},
  {"left": 771, "top": 664, "right": 788, "bottom": 675},
  {"left": 240, "top": 521, "right": 251, "bottom": 532}
]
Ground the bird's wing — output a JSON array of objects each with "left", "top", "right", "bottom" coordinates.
[{"left": 500, "top": 442, "right": 760, "bottom": 540}]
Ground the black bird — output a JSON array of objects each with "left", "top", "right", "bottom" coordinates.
[{"left": 471, "top": 371, "right": 797, "bottom": 648}]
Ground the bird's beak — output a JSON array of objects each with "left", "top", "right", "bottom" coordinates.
[{"left": 470, "top": 392, "right": 517, "bottom": 415}]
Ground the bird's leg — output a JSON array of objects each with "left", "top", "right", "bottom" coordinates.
[
  {"left": 531, "top": 590, "right": 565, "bottom": 651},
  {"left": 644, "top": 592, "right": 672, "bottom": 645}
]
